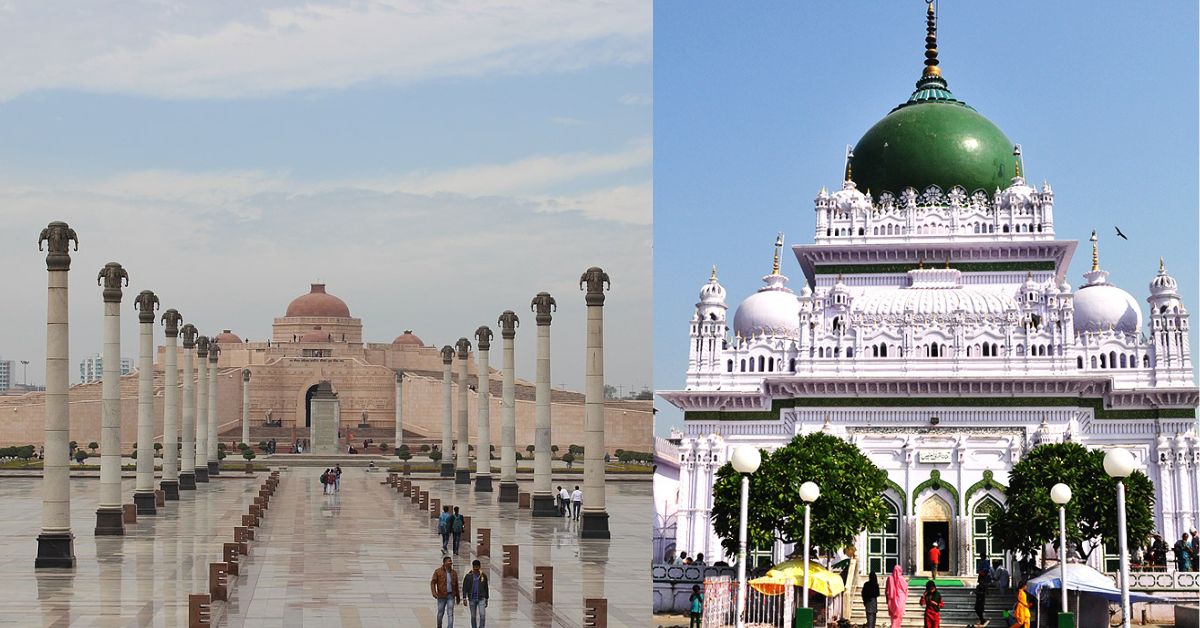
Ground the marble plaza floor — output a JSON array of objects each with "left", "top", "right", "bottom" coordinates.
[
  {"left": 0, "top": 469, "right": 652, "bottom": 627},
  {"left": 0, "top": 473, "right": 262, "bottom": 626}
]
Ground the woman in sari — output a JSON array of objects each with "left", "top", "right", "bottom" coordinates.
[
  {"left": 918, "top": 580, "right": 943, "bottom": 628},
  {"left": 1013, "top": 580, "right": 1033, "bottom": 628},
  {"left": 884, "top": 565, "right": 908, "bottom": 628}
]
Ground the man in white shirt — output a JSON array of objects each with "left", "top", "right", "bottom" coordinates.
[
  {"left": 558, "top": 486, "right": 571, "bottom": 517},
  {"left": 570, "top": 486, "right": 583, "bottom": 520}
]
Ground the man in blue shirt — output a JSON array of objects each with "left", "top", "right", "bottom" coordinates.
[
  {"left": 437, "top": 505, "right": 452, "bottom": 552},
  {"left": 461, "top": 559, "right": 489, "bottom": 628},
  {"left": 430, "top": 556, "right": 460, "bottom": 628}
]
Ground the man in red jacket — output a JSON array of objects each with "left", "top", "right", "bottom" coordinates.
[{"left": 928, "top": 542, "right": 942, "bottom": 581}]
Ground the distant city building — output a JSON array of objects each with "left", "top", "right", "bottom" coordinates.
[
  {"left": 79, "top": 354, "right": 133, "bottom": 384},
  {"left": 0, "top": 358, "right": 12, "bottom": 391}
]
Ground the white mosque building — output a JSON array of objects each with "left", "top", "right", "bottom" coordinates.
[{"left": 658, "top": 6, "right": 1198, "bottom": 579}]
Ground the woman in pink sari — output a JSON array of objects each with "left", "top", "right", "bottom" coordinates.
[{"left": 884, "top": 565, "right": 909, "bottom": 628}]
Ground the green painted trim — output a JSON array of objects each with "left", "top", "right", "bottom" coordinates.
[
  {"left": 911, "top": 469, "right": 959, "bottom": 515},
  {"left": 683, "top": 396, "right": 1195, "bottom": 422},
  {"left": 883, "top": 478, "right": 907, "bottom": 514},
  {"left": 813, "top": 261, "right": 1057, "bottom": 275},
  {"left": 964, "top": 469, "right": 1007, "bottom": 505}
]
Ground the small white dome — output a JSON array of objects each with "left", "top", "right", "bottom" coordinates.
[
  {"left": 830, "top": 180, "right": 871, "bottom": 214},
  {"left": 733, "top": 274, "right": 800, "bottom": 338},
  {"left": 998, "top": 176, "right": 1036, "bottom": 210},
  {"left": 1149, "top": 259, "right": 1178, "bottom": 298},
  {"left": 699, "top": 267, "right": 727, "bottom": 305},
  {"left": 1074, "top": 270, "right": 1142, "bottom": 334}
]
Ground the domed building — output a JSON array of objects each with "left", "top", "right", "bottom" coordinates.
[{"left": 661, "top": 3, "right": 1197, "bottom": 585}]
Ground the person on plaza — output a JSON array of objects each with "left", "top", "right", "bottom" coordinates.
[
  {"left": 1191, "top": 529, "right": 1199, "bottom": 571},
  {"left": 571, "top": 485, "right": 583, "bottom": 520},
  {"left": 861, "top": 571, "right": 880, "bottom": 628},
  {"left": 462, "top": 559, "right": 489, "bottom": 628},
  {"left": 1012, "top": 580, "right": 1033, "bottom": 628},
  {"left": 973, "top": 580, "right": 987, "bottom": 626},
  {"left": 993, "top": 560, "right": 1010, "bottom": 592},
  {"left": 884, "top": 565, "right": 908, "bottom": 628},
  {"left": 928, "top": 542, "right": 941, "bottom": 580},
  {"left": 430, "top": 555, "right": 460, "bottom": 628},
  {"left": 334, "top": 464, "right": 343, "bottom": 491},
  {"left": 438, "top": 505, "right": 453, "bottom": 553},
  {"left": 1175, "top": 532, "right": 1194, "bottom": 572},
  {"left": 451, "top": 506, "right": 466, "bottom": 554},
  {"left": 556, "top": 485, "right": 568, "bottom": 516},
  {"left": 918, "top": 580, "right": 943, "bottom": 628},
  {"left": 320, "top": 468, "right": 331, "bottom": 494},
  {"left": 976, "top": 551, "right": 992, "bottom": 585},
  {"left": 677, "top": 551, "right": 689, "bottom": 566},
  {"left": 688, "top": 584, "right": 703, "bottom": 628},
  {"left": 694, "top": 552, "right": 706, "bottom": 566}
]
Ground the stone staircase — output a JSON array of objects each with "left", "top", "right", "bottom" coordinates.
[{"left": 846, "top": 582, "right": 1018, "bottom": 627}]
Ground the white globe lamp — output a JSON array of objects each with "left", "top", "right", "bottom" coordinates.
[
  {"left": 799, "top": 481, "right": 820, "bottom": 503},
  {"left": 1103, "top": 447, "right": 1135, "bottom": 628},
  {"left": 1103, "top": 447, "right": 1135, "bottom": 478},
  {"left": 731, "top": 445, "right": 761, "bottom": 475},
  {"left": 1050, "top": 483, "right": 1072, "bottom": 505}
]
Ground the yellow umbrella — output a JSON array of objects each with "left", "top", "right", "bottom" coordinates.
[{"left": 747, "top": 559, "right": 846, "bottom": 597}]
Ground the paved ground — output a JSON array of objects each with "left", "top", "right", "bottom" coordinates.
[{"left": 0, "top": 469, "right": 651, "bottom": 627}]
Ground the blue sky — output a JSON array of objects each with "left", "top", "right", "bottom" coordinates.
[
  {"left": 653, "top": 1, "right": 1199, "bottom": 435},
  {"left": 0, "top": 1, "right": 651, "bottom": 392}
]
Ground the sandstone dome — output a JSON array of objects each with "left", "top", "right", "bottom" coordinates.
[
  {"left": 392, "top": 330, "right": 424, "bottom": 346},
  {"left": 286, "top": 284, "right": 351, "bottom": 318},
  {"left": 213, "top": 329, "right": 242, "bottom": 344}
]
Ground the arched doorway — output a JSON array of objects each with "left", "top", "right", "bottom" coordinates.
[
  {"left": 971, "top": 496, "right": 1002, "bottom": 567},
  {"left": 917, "top": 494, "right": 953, "bottom": 577},
  {"left": 304, "top": 384, "right": 319, "bottom": 428},
  {"left": 866, "top": 495, "right": 901, "bottom": 574}
]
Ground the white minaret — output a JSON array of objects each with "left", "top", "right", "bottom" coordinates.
[
  {"left": 96, "top": 261, "right": 129, "bottom": 535},
  {"left": 530, "top": 291, "right": 558, "bottom": 517},
  {"left": 454, "top": 337, "right": 472, "bottom": 484},
  {"left": 207, "top": 343, "right": 221, "bottom": 475},
  {"left": 1148, "top": 258, "right": 1193, "bottom": 382},
  {"left": 474, "top": 326, "right": 494, "bottom": 492},
  {"left": 497, "top": 310, "right": 520, "bottom": 502},
  {"left": 161, "top": 309, "right": 182, "bottom": 499},
  {"left": 241, "top": 369, "right": 251, "bottom": 447},
  {"left": 580, "top": 267, "right": 611, "bottom": 538},
  {"left": 393, "top": 371, "right": 403, "bottom": 449},
  {"left": 690, "top": 266, "right": 728, "bottom": 378},
  {"left": 36, "top": 221, "right": 77, "bottom": 567},
  {"left": 179, "top": 324, "right": 198, "bottom": 489},
  {"left": 440, "top": 345, "right": 455, "bottom": 476},
  {"left": 194, "top": 336, "right": 209, "bottom": 483},
  {"left": 133, "top": 290, "right": 160, "bottom": 515}
]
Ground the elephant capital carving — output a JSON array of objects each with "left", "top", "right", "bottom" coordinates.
[
  {"left": 498, "top": 310, "right": 520, "bottom": 339},
  {"left": 455, "top": 337, "right": 472, "bottom": 360},
  {"left": 38, "top": 221, "right": 78, "bottom": 271},
  {"left": 530, "top": 292, "right": 557, "bottom": 326},
  {"left": 162, "top": 309, "right": 184, "bottom": 337},
  {"left": 440, "top": 345, "right": 455, "bottom": 364},
  {"left": 474, "top": 326, "right": 493, "bottom": 351},
  {"left": 134, "top": 290, "right": 160, "bottom": 323},
  {"left": 97, "top": 262, "right": 129, "bottom": 303}
]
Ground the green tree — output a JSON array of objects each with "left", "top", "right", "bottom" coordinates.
[
  {"left": 429, "top": 449, "right": 443, "bottom": 462},
  {"left": 711, "top": 432, "right": 889, "bottom": 560},
  {"left": 562, "top": 452, "right": 576, "bottom": 467},
  {"left": 87, "top": 441, "right": 98, "bottom": 455},
  {"left": 74, "top": 449, "right": 88, "bottom": 465},
  {"left": 989, "top": 442, "right": 1155, "bottom": 560},
  {"left": 396, "top": 444, "right": 412, "bottom": 461},
  {"left": 420, "top": 444, "right": 431, "bottom": 453},
  {"left": 379, "top": 442, "right": 390, "bottom": 454},
  {"left": 153, "top": 443, "right": 163, "bottom": 457},
  {"left": 526, "top": 445, "right": 536, "bottom": 455},
  {"left": 242, "top": 450, "right": 256, "bottom": 463},
  {"left": 69, "top": 440, "right": 78, "bottom": 453}
]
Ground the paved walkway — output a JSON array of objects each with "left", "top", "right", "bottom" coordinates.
[
  {"left": 0, "top": 473, "right": 261, "bottom": 626},
  {"left": 222, "top": 468, "right": 650, "bottom": 627}
]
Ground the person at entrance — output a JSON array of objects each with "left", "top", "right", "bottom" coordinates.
[
  {"left": 928, "top": 542, "right": 942, "bottom": 580},
  {"left": 430, "top": 555, "right": 460, "bottom": 628},
  {"left": 571, "top": 485, "right": 583, "bottom": 520},
  {"left": 884, "top": 565, "right": 908, "bottom": 628},
  {"left": 918, "top": 580, "right": 943, "bottom": 628},
  {"left": 973, "top": 580, "right": 987, "bottom": 626},
  {"left": 462, "top": 559, "right": 488, "bottom": 628},
  {"left": 861, "top": 570, "right": 880, "bottom": 628},
  {"left": 1012, "top": 580, "right": 1033, "bottom": 628}
]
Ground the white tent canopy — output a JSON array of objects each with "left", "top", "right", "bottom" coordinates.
[{"left": 1026, "top": 563, "right": 1160, "bottom": 603}]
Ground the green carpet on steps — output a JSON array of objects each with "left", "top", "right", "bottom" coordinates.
[{"left": 906, "top": 577, "right": 965, "bottom": 587}]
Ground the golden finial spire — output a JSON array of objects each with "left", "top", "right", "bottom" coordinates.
[
  {"left": 1090, "top": 229, "right": 1100, "bottom": 271},
  {"left": 771, "top": 232, "right": 784, "bottom": 275},
  {"left": 922, "top": 0, "right": 941, "bottom": 78},
  {"left": 1013, "top": 144, "right": 1023, "bottom": 179},
  {"left": 1159, "top": 257, "right": 1166, "bottom": 273},
  {"left": 844, "top": 146, "right": 854, "bottom": 182},
  {"left": 710, "top": 265, "right": 718, "bottom": 280}
]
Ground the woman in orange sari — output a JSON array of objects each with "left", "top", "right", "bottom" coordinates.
[
  {"left": 918, "top": 580, "right": 943, "bottom": 628},
  {"left": 1012, "top": 580, "right": 1033, "bottom": 628}
]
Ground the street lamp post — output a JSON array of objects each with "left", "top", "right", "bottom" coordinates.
[
  {"left": 1103, "top": 448, "right": 1136, "bottom": 628},
  {"left": 1050, "top": 483, "right": 1074, "bottom": 627},
  {"left": 799, "top": 481, "right": 820, "bottom": 617},
  {"left": 730, "top": 445, "right": 761, "bottom": 628}
]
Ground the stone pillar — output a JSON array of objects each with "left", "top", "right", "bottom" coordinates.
[
  {"left": 530, "top": 292, "right": 558, "bottom": 517},
  {"left": 440, "top": 346, "right": 455, "bottom": 477},
  {"left": 309, "top": 381, "right": 339, "bottom": 455},
  {"left": 36, "top": 221, "right": 77, "bottom": 568},
  {"left": 241, "top": 369, "right": 250, "bottom": 448},
  {"left": 454, "top": 337, "right": 472, "bottom": 485},
  {"left": 474, "top": 326, "right": 494, "bottom": 492},
  {"left": 96, "top": 261, "right": 129, "bottom": 535},
  {"left": 160, "top": 310, "right": 182, "bottom": 499},
  {"left": 207, "top": 343, "right": 221, "bottom": 476},
  {"left": 579, "top": 267, "right": 611, "bottom": 538},
  {"left": 393, "top": 371, "right": 403, "bottom": 449},
  {"left": 194, "top": 336, "right": 209, "bottom": 483},
  {"left": 133, "top": 290, "right": 160, "bottom": 515},
  {"left": 179, "top": 324, "right": 198, "bottom": 489},
  {"left": 497, "top": 310, "right": 520, "bottom": 502}
]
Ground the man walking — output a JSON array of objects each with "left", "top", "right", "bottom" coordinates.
[
  {"left": 451, "top": 506, "right": 466, "bottom": 554},
  {"left": 571, "top": 485, "right": 583, "bottom": 520},
  {"left": 430, "top": 556, "right": 460, "bottom": 628},
  {"left": 438, "top": 505, "right": 453, "bottom": 552},
  {"left": 334, "top": 464, "right": 342, "bottom": 491},
  {"left": 928, "top": 542, "right": 941, "bottom": 581},
  {"left": 557, "top": 485, "right": 569, "bottom": 516},
  {"left": 462, "top": 559, "right": 489, "bottom": 628}
]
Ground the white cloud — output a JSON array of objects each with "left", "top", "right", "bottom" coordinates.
[
  {"left": 619, "top": 92, "right": 652, "bottom": 106},
  {"left": 0, "top": 0, "right": 651, "bottom": 101}
]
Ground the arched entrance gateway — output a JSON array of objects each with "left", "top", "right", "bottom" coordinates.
[
  {"left": 916, "top": 494, "right": 953, "bottom": 577},
  {"left": 304, "top": 383, "right": 321, "bottom": 428},
  {"left": 865, "top": 495, "right": 901, "bottom": 574}
]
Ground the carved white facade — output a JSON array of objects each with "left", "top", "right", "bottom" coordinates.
[{"left": 662, "top": 174, "right": 1200, "bottom": 578}]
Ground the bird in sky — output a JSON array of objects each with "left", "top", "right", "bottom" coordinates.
[{"left": 1115, "top": 226, "right": 1128, "bottom": 240}]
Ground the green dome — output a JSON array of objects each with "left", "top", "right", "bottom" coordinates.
[{"left": 850, "top": 90, "right": 1016, "bottom": 196}]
